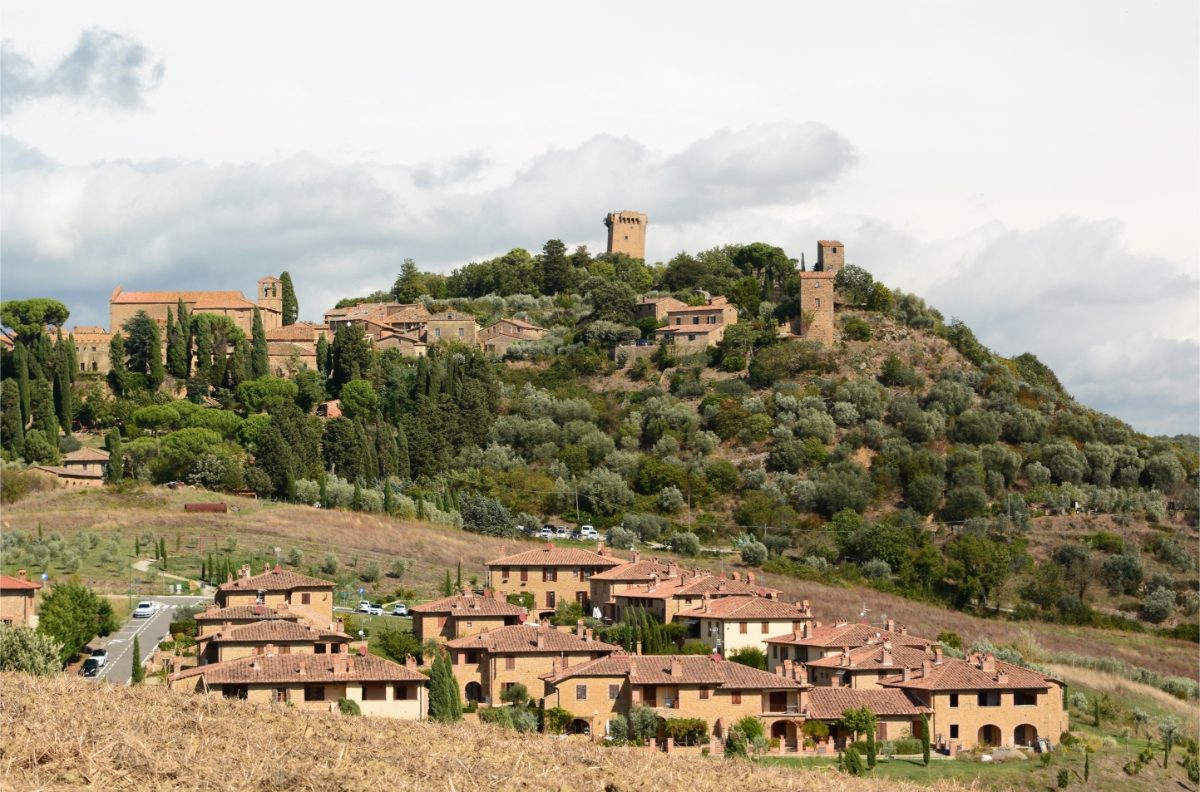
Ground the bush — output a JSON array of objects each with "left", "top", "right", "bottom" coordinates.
[
  {"left": 1141, "top": 586, "right": 1176, "bottom": 623},
  {"left": 664, "top": 717, "right": 708, "bottom": 746},
  {"left": 842, "top": 316, "right": 872, "bottom": 341},
  {"left": 459, "top": 492, "right": 515, "bottom": 537},
  {"left": 861, "top": 559, "right": 891, "bottom": 580},
  {"left": 657, "top": 486, "right": 685, "bottom": 513},
  {"left": 668, "top": 531, "right": 700, "bottom": 557},
  {"left": 500, "top": 683, "right": 528, "bottom": 705},
  {"left": 740, "top": 540, "right": 768, "bottom": 566},
  {"left": 606, "top": 526, "right": 637, "bottom": 550},
  {"left": 337, "top": 697, "right": 361, "bottom": 716},
  {"left": 0, "top": 624, "right": 62, "bottom": 675},
  {"left": 607, "top": 714, "right": 629, "bottom": 742},
  {"left": 629, "top": 705, "right": 659, "bottom": 741},
  {"left": 728, "top": 647, "right": 767, "bottom": 670}
]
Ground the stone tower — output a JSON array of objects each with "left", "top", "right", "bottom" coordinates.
[
  {"left": 604, "top": 211, "right": 648, "bottom": 260},
  {"left": 816, "top": 240, "right": 844, "bottom": 275},
  {"left": 257, "top": 276, "right": 283, "bottom": 330}
]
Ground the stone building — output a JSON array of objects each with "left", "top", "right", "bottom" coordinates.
[
  {"left": 765, "top": 620, "right": 929, "bottom": 670},
  {"left": 71, "top": 327, "right": 116, "bottom": 375},
  {"left": 195, "top": 618, "right": 351, "bottom": 665},
  {"left": 635, "top": 295, "right": 688, "bottom": 323},
  {"left": 194, "top": 603, "right": 303, "bottom": 637},
  {"left": 29, "top": 464, "right": 105, "bottom": 489},
  {"left": 215, "top": 565, "right": 335, "bottom": 626},
  {"left": 675, "top": 595, "right": 814, "bottom": 655},
  {"left": 409, "top": 591, "right": 527, "bottom": 643},
  {"left": 654, "top": 295, "right": 739, "bottom": 350},
  {"left": 486, "top": 544, "right": 623, "bottom": 617},
  {"left": 109, "top": 277, "right": 283, "bottom": 337},
  {"left": 444, "top": 621, "right": 619, "bottom": 706},
  {"left": 609, "top": 569, "right": 778, "bottom": 624},
  {"left": 0, "top": 572, "right": 41, "bottom": 628},
  {"left": 62, "top": 447, "right": 109, "bottom": 476},
  {"left": 805, "top": 641, "right": 937, "bottom": 690},
  {"left": 479, "top": 318, "right": 546, "bottom": 356},
  {"left": 425, "top": 310, "right": 479, "bottom": 346},
  {"left": 792, "top": 240, "right": 845, "bottom": 345},
  {"left": 604, "top": 211, "right": 648, "bottom": 260}
]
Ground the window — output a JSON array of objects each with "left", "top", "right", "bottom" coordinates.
[
  {"left": 519, "top": 567, "right": 528, "bottom": 583},
  {"left": 279, "top": 646, "right": 291, "bottom": 655},
  {"left": 978, "top": 691, "right": 1000, "bottom": 707},
  {"left": 274, "top": 688, "right": 288, "bottom": 703},
  {"left": 505, "top": 656, "right": 516, "bottom": 671},
  {"left": 692, "top": 317, "right": 699, "bottom": 325},
  {"left": 363, "top": 683, "right": 387, "bottom": 701},
  {"left": 394, "top": 684, "right": 410, "bottom": 700},
  {"left": 304, "top": 685, "right": 325, "bottom": 702},
  {"left": 949, "top": 724, "right": 959, "bottom": 739},
  {"left": 608, "top": 684, "right": 620, "bottom": 700},
  {"left": 814, "top": 298, "right": 821, "bottom": 308},
  {"left": 300, "top": 592, "right": 311, "bottom": 604},
  {"left": 761, "top": 621, "right": 770, "bottom": 634},
  {"left": 255, "top": 591, "right": 266, "bottom": 605},
  {"left": 501, "top": 566, "right": 510, "bottom": 579},
  {"left": 948, "top": 693, "right": 959, "bottom": 708},
  {"left": 576, "top": 684, "right": 587, "bottom": 701},
  {"left": 315, "top": 643, "right": 327, "bottom": 654},
  {"left": 546, "top": 591, "right": 556, "bottom": 608},
  {"left": 739, "top": 622, "right": 748, "bottom": 634},
  {"left": 457, "top": 328, "right": 464, "bottom": 337},
  {"left": 730, "top": 690, "right": 742, "bottom": 705},
  {"left": 576, "top": 591, "right": 587, "bottom": 605},
  {"left": 434, "top": 328, "right": 441, "bottom": 338},
  {"left": 222, "top": 685, "right": 248, "bottom": 699},
  {"left": 543, "top": 568, "right": 557, "bottom": 582},
  {"left": 699, "top": 687, "right": 710, "bottom": 700},
  {"left": 1015, "top": 691, "right": 1037, "bottom": 706}
]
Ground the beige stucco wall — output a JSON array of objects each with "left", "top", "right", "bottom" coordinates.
[
  {"left": 489, "top": 566, "right": 595, "bottom": 616},
  {"left": 924, "top": 685, "right": 1068, "bottom": 750},
  {"left": 450, "top": 649, "right": 607, "bottom": 706},
  {"left": 217, "top": 587, "right": 333, "bottom": 624},
  {"left": 696, "top": 617, "right": 806, "bottom": 655}
]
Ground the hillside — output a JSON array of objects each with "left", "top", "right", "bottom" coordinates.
[{"left": 0, "top": 673, "right": 971, "bottom": 792}]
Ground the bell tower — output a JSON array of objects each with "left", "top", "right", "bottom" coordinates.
[{"left": 257, "top": 276, "right": 283, "bottom": 330}]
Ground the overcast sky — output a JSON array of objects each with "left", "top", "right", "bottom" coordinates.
[{"left": 2, "top": 1, "right": 1197, "bottom": 435}]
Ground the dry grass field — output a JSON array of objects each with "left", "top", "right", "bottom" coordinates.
[
  {"left": 5, "top": 487, "right": 1196, "bottom": 680},
  {"left": 0, "top": 673, "right": 976, "bottom": 792}
]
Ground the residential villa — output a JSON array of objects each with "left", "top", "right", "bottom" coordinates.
[
  {"left": 765, "top": 620, "right": 930, "bottom": 669},
  {"left": 410, "top": 590, "right": 527, "bottom": 643},
  {"left": 486, "top": 544, "right": 623, "bottom": 617},
  {"left": 169, "top": 646, "right": 428, "bottom": 719},
  {"left": 194, "top": 603, "right": 303, "bottom": 637},
  {"left": 196, "top": 618, "right": 351, "bottom": 665},
  {"left": 61, "top": 447, "right": 110, "bottom": 475},
  {"left": 805, "top": 641, "right": 938, "bottom": 689},
  {"left": 879, "top": 653, "right": 1068, "bottom": 752},
  {"left": 479, "top": 318, "right": 546, "bottom": 356},
  {"left": 654, "top": 295, "right": 738, "bottom": 349},
  {"left": 444, "top": 621, "right": 619, "bottom": 707},
  {"left": 609, "top": 570, "right": 780, "bottom": 624},
  {"left": 31, "top": 442, "right": 109, "bottom": 488},
  {"left": 635, "top": 295, "right": 688, "bottom": 323},
  {"left": 803, "top": 685, "right": 931, "bottom": 747},
  {"left": 215, "top": 565, "right": 335, "bottom": 626},
  {"left": 0, "top": 571, "right": 41, "bottom": 628},
  {"left": 542, "top": 651, "right": 810, "bottom": 745},
  {"left": 675, "top": 595, "right": 814, "bottom": 655}
]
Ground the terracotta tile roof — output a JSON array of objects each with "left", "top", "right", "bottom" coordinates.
[
  {"left": 0, "top": 575, "right": 41, "bottom": 590},
  {"left": 266, "top": 341, "right": 315, "bottom": 356},
  {"left": 616, "top": 573, "right": 778, "bottom": 601},
  {"left": 63, "top": 447, "right": 110, "bottom": 462},
  {"left": 409, "top": 593, "right": 526, "bottom": 617},
  {"left": 487, "top": 318, "right": 542, "bottom": 331},
  {"left": 879, "top": 655, "right": 1060, "bottom": 691},
  {"left": 170, "top": 652, "right": 426, "bottom": 685},
  {"left": 676, "top": 595, "right": 813, "bottom": 621},
  {"left": 818, "top": 240, "right": 844, "bottom": 247},
  {"left": 805, "top": 643, "right": 933, "bottom": 671},
  {"left": 195, "top": 605, "right": 301, "bottom": 622},
  {"left": 192, "top": 294, "right": 260, "bottom": 310},
  {"left": 546, "top": 654, "right": 807, "bottom": 690},
  {"left": 445, "top": 624, "right": 620, "bottom": 654},
  {"left": 31, "top": 465, "right": 103, "bottom": 479},
  {"left": 217, "top": 565, "right": 335, "bottom": 593},
  {"left": 196, "top": 619, "right": 348, "bottom": 644},
  {"left": 486, "top": 545, "right": 622, "bottom": 568},
  {"left": 765, "top": 622, "right": 930, "bottom": 649},
  {"left": 112, "top": 288, "right": 254, "bottom": 309},
  {"left": 265, "top": 322, "right": 323, "bottom": 342},
  {"left": 805, "top": 687, "right": 928, "bottom": 720},
  {"left": 589, "top": 559, "right": 674, "bottom": 582}
]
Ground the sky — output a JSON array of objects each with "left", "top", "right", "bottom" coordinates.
[{"left": 1, "top": 1, "right": 1197, "bottom": 435}]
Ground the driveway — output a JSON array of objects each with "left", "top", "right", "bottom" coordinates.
[{"left": 91, "top": 595, "right": 207, "bottom": 684}]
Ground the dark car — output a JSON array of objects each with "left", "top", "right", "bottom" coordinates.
[{"left": 80, "top": 658, "right": 101, "bottom": 677}]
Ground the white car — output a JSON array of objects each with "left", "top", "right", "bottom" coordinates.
[
  {"left": 132, "top": 601, "right": 155, "bottom": 618},
  {"left": 366, "top": 603, "right": 384, "bottom": 616},
  {"left": 356, "top": 600, "right": 372, "bottom": 613},
  {"left": 553, "top": 526, "right": 571, "bottom": 539},
  {"left": 90, "top": 648, "right": 108, "bottom": 667},
  {"left": 391, "top": 603, "right": 409, "bottom": 617}
]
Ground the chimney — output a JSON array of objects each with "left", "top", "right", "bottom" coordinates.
[
  {"left": 710, "top": 650, "right": 721, "bottom": 662},
  {"left": 922, "top": 659, "right": 932, "bottom": 676},
  {"left": 222, "top": 620, "right": 232, "bottom": 631},
  {"left": 585, "top": 628, "right": 593, "bottom": 643},
  {"left": 933, "top": 645, "right": 943, "bottom": 665},
  {"left": 899, "top": 625, "right": 909, "bottom": 635},
  {"left": 357, "top": 644, "right": 367, "bottom": 657},
  {"left": 841, "top": 646, "right": 851, "bottom": 667},
  {"left": 670, "top": 659, "right": 682, "bottom": 678},
  {"left": 783, "top": 658, "right": 793, "bottom": 678},
  {"left": 635, "top": 641, "right": 642, "bottom": 656},
  {"left": 273, "top": 563, "right": 282, "bottom": 573},
  {"left": 576, "top": 619, "right": 585, "bottom": 638},
  {"left": 997, "top": 670, "right": 1008, "bottom": 684},
  {"left": 746, "top": 572, "right": 755, "bottom": 585},
  {"left": 298, "top": 660, "right": 307, "bottom": 677},
  {"left": 264, "top": 643, "right": 275, "bottom": 656},
  {"left": 829, "top": 674, "right": 841, "bottom": 688},
  {"left": 730, "top": 571, "right": 740, "bottom": 582},
  {"left": 277, "top": 601, "right": 288, "bottom": 613},
  {"left": 543, "top": 543, "right": 553, "bottom": 552},
  {"left": 881, "top": 645, "right": 892, "bottom": 666},
  {"left": 462, "top": 584, "right": 471, "bottom": 596},
  {"left": 254, "top": 603, "right": 264, "bottom": 615},
  {"left": 629, "top": 658, "right": 638, "bottom": 675},
  {"left": 886, "top": 619, "right": 895, "bottom": 633},
  {"left": 632, "top": 550, "right": 641, "bottom": 564},
  {"left": 981, "top": 654, "right": 996, "bottom": 673},
  {"left": 336, "top": 618, "right": 344, "bottom": 633},
  {"left": 405, "top": 655, "right": 417, "bottom": 669},
  {"left": 902, "top": 666, "right": 911, "bottom": 681},
  {"left": 536, "top": 631, "right": 545, "bottom": 649},
  {"left": 17, "top": 569, "right": 27, "bottom": 580},
  {"left": 797, "top": 664, "right": 808, "bottom": 685},
  {"left": 484, "top": 587, "right": 493, "bottom": 598},
  {"left": 667, "top": 560, "right": 678, "bottom": 578}
]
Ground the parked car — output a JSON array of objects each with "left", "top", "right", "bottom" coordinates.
[
  {"left": 367, "top": 603, "right": 384, "bottom": 616},
  {"left": 132, "top": 601, "right": 155, "bottom": 618},
  {"left": 579, "top": 525, "right": 599, "bottom": 540},
  {"left": 80, "top": 658, "right": 101, "bottom": 677},
  {"left": 356, "top": 600, "right": 372, "bottom": 613},
  {"left": 391, "top": 603, "right": 409, "bottom": 617},
  {"left": 90, "top": 648, "right": 108, "bottom": 667},
  {"left": 554, "top": 526, "right": 571, "bottom": 539},
  {"left": 537, "top": 526, "right": 554, "bottom": 539}
]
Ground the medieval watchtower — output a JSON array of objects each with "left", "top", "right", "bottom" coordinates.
[
  {"left": 604, "top": 211, "right": 648, "bottom": 260},
  {"left": 815, "top": 240, "right": 844, "bottom": 275}
]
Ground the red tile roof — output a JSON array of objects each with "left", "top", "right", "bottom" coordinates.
[
  {"left": 546, "top": 653, "right": 807, "bottom": 690},
  {"left": 805, "top": 643, "right": 933, "bottom": 671},
  {"left": 112, "top": 288, "right": 257, "bottom": 310},
  {"left": 266, "top": 322, "right": 323, "bottom": 342},
  {"left": 589, "top": 559, "right": 674, "bottom": 582},
  {"left": 409, "top": 593, "right": 526, "bottom": 617},
  {"left": 170, "top": 652, "right": 426, "bottom": 685},
  {"left": 0, "top": 575, "right": 41, "bottom": 590},
  {"left": 676, "top": 595, "right": 813, "bottom": 621},
  {"left": 217, "top": 565, "right": 335, "bottom": 593},
  {"left": 805, "top": 687, "right": 929, "bottom": 720},
  {"left": 195, "top": 605, "right": 301, "bottom": 622},
  {"left": 486, "top": 545, "right": 621, "bottom": 568},
  {"left": 63, "top": 447, "right": 110, "bottom": 462},
  {"left": 879, "top": 655, "right": 1061, "bottom": 691},
  {"left": 445, "top": 624, "right": 620, "bottom": 655},
  {"left": 196, "top": 619, "right": 348, "bottom": 644},
  {"left": 765, "top": 622, "right": 930, "bottom": 649}
]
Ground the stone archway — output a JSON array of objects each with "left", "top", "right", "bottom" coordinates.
[
  {"left": 464, "top": 681, "right": 482, "bottom": 703},
  {"left": 977, "top": 724, "right": 1001, "bottom": 747},
  {"left": 1014, "top": 724, "right": 1038, "bottom": 747},
  {"left": 570, "top": 718, "right": 591, "bottom": 736}
]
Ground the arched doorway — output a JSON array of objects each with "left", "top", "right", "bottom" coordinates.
[
  {"left": 464, "top": 682, "right": 482, "bottom": 703},
  {"left": 977, "top": 724, "right": 1001, "bottom": 747},
  {"left": 771, "top": 721, "right": 789, "bottom": 740},
  {"left": 1014, "top": 724, "right": 1038, "bottom": 747},
  {"left": 570, "top": 718, "right": 591, "bottom": 736}
]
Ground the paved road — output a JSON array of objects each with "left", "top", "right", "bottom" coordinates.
[{"left": 92, "top": 595, "right": 207, "bottom": 684}]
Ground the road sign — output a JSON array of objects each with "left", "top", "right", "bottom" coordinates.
[
  {"left": 41, "top": 573, "right": 48, "bottom": 580},
  {"left": 359, "top": 588, "right": 365, "bottom": 595}
]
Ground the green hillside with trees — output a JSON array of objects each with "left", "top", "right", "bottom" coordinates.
[{"left": 2, "top": 242, "right": 1197, "bottom": 643}]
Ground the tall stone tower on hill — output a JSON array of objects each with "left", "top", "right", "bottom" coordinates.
[
  {"left": 604, "top": 211, "right": 648, "bottom": 260},
  {"left": 815, "top": 240, "right": 844, "bottom": 275}
]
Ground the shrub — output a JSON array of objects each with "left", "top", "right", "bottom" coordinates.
[
  {"left": 664, "top": 717, "right": 708, "bottom": 746},
  {"left": 862, "top": 559, "right": 891, "bottom": 580},
  {"left": 740, "top": 540, "right": 768, "bottom": 566},
  {"left": 668, "top": 531, "right": 700, "bottom": 557},
  {"left": 1141, "top": 586, "right": 1176, "bottom": 623},
  {"left": 629, "top": 705, "right": 659, "bottom": 741},
  {"left": 478, "top": 705, "right": 514, "bottom": 729},
  {"left": 842, "top": 316, "right": 872, "bottom": 341},
  {"left": 606, "top": 526, "right": 637, "bottom": 550},
  {"left": 879, "top": 355, "right": 922, "bottom": 388},
  {"left": 459, "top": 492, "right": 516, "bottom": 537},
  {"left": 607, "top": 714, "right": 629, "bottom": 742},
  {"left": 337, "top": 697, "right": 361, "bottom": 716},
  {"left": 321, "top": 554, "right": 339, "bottom": 575},
  {"left": 656, "top": 486, "right": 685, "bottom": 513},
  {"left": 0, "top": 624, "right": 62, "bottom": 675},
  {"left": 728, "top": 647, "right": 767, "bottom": 670}
]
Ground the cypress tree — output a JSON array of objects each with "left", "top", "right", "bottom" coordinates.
[
  {"left": 383, "top": 481, "right": 393, "bottom": 514},
  {"left": 394, "top": 422, "right": 410, "bottom": 480},
  {"left": 192, "top": 316, "right": 213, "bottom": 386},
  {"left": 1, "top": 380, "right": 24, "bottom": 457},
  {"left": 107, "top": 334, "right": 127, "bottom": 396},
  {"left": 166, "top": 307, "right": 187, "bottom": 379},
  {"left": 104, "top": 430, "right": 124, "bottom": 483},
  {"left": 14, "top": 342, "right": 31, "bottom": 426},
  {"left": 866, "top": 725, "right": 877, "bottom": 769},
  {"left": 53, "top": 333, "right": 73, "bottom": 435},
  {"left": 229, "top": 338, "right": 252, "bottom": 386},
  {"left": 251, "top": 307, "right": 269, "bottom": 379},
  {"left": 131, "top": 635, "right": 144, "bottom": 684},
  {"left": 1084, "top": 749, "right": 1089, "bottom": 782},
  {"left": 279, "top": 271, "right": 298, "bottom": 326},
  {"left": 65, "top": 332, "right": 78, "bottom": 385},
  {"left": 177, "top": 298, "right": 192, "bottom": 377},
  {"left": 442, "top": 569, "right": 453, "bottom": 596},
  {"left": 455, "top": 561, "right": 462, "bottom": 590},
  {"left": 31, "top": 377, "right": 58, "bottom": 440},
  {"left": 920, "top": 713, "right": 931, "bottom": 766},
  {"left": 316, "top": 334, "right": 329, "bottom": 376}
]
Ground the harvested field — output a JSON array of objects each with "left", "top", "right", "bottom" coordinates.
[{"left": 0, "top": 673, "right": 973, "bottom": 792}]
